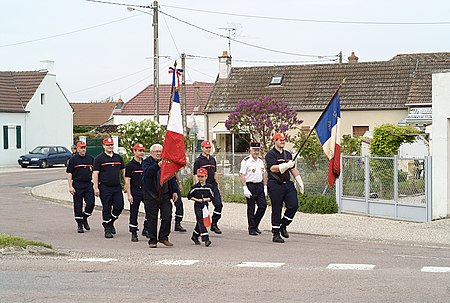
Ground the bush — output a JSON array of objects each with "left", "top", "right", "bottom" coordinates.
[
  {"left": 180, "top": 175, "right": 194, "bottom": 197},
  {"left": 298, "top": 194, "right": 338, "bottom": 214},
  {"left": 222, "top": 193, "right": 247, "bottom": 203}
]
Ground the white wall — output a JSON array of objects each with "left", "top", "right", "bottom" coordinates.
[
  {"left": 432, "top": 71, "right": 450, "bottom": 218},
  {"left": 0, "top": 112, "right": 26, "bottom": 166},
  {"left": 25, "top": 74, "right": 72, "bottom": 152}
]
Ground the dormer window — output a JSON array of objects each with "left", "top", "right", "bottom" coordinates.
[{"left": 269, "top": 74, "right": 284, "bottom": 86}]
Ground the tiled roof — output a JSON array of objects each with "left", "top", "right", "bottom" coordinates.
[
  {"left": 0, "top": 71, "right": 47, "bottom": 112},
  {"left": 206, "top": 52, "right": 450, "bottom": 113},
  {"left": 116, "top": 82, "right": 213, "bottom": 115},
  {"left": 71, "top": 102, "right": 117, "bottom": 126}
]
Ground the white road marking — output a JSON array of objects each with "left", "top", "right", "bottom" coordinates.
[
  {"left": 156, "top": 259, "right": 200, "bottom": 266},
  {"left": 69, "top": 258, "right": 118, "bottom": 263},
  {"left": 236, "top": 262, "right": 285, "bottom": 268},
  {"left": 327, "top": 263, "right": 375, "bottom": 270},
  {"left": 421, "top": 266, "right": 450, "bottom": 273}
]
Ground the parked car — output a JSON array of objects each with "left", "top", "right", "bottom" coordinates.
[{"left": 18, "top": 146, "right": 72, "bottom": 168}]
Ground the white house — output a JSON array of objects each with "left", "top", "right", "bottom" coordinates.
[{"left": 0, "top": 61, "right": 73, "bottom": 166}]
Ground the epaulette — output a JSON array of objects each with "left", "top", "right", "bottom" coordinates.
[
  {"left": 243, "top": 156, "right": 250, "bottom": 161},
  {"left": 258, "top": 156, "right": 264, "bottom": 160}
]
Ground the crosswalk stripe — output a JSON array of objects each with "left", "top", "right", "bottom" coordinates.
[
  {"left": 421, "top": 266, "right": 450, "bottom": 273},
  {"left": 69, "top": 258, "right": 118, "bottom": 263},
  {"left": 327, "top": 263, "right": 375, "bottom": 270},
  {"left": 156, "top": 259, "right": 200, "bottom": 266},
  {"left": 236, "top": 262, "right": 285, "bottom": 268}
]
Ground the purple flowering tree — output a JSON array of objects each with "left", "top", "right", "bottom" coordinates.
[{"left": 225, "top": 97, "right": 302, "bottom": 152}]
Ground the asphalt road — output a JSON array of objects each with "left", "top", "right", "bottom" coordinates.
[{"left": 1, "top": 167, "right": 449, "bottom": 303}]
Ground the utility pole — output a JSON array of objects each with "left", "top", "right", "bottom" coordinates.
[
  {"left": 153, "top": 0, "right": 159, "bottom": 122},
  {"left": 181, "top": 53, "right": 187, "bottom": 135}
]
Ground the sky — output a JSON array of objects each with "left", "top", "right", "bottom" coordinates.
[{"left": 2, "top": 0, "right": 450, "bottom": 103}]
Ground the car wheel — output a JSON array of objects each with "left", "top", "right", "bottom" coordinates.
[
  {"left": 21, "top": 165, "right": 28, "bottom": 168},
  {"left": 40, "top": 160, "right": 48, "bottom": 169}
]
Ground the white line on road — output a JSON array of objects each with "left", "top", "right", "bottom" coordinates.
[
  {"left": 69, "top": 258, "right": 118, "bottom": 263},
  {"left": 327, "top": 263, "right": 376, "bottom": 270},
  {"left": 156, "top": 259, "right": 200, "bottom": 266},
  {"left": 236, "top": 262, "right": 285, "bottom": 268},
  {"left": 421, "top": 266, "right": 450, "bottom": 273}
]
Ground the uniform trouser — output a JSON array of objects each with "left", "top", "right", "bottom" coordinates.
[
  {"left": 268, "top": 180, "right": 298, "bottom": 233},
  {"left": 193, "top": 201, "right": 209, "bottom": 241},
  {"left": 99, "top": 184, "right": 124, "bottom": 225},
  {"left": 73, "top": 181, "right": 95, "bottom": 223},
  {"left": 129, "top": 191, "right": 143, "bottom": 232},
  {"left": 246, "top": 182, "right": 267, "bottom": 232},
  {"left": 211, "top": 185, "right": 223, "bottom": 225},
  {"left": 144, "top": 196, "right": 172, "bottom": 244},
  {"left": 174, "top": 188, "right": 184, "bottom": 223}
]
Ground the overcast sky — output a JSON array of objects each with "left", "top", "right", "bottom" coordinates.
[{"left": 2, "top": 0, "right": 450, "bottom": 103}]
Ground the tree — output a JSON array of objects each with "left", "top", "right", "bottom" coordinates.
[
  {"left": 225, "top": 97, "right": 302, "bottom": 151},
  {"left": 117, "top": 119, "right": 165, "bottom": 158},
  {"left": 341, "top": 134, "right": 362, "bottom": 156},
  {"left": 370, "top": 124, "right": 418, "bottom": 156}
]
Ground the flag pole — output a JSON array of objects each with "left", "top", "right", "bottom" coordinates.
[{"left": 293, "top": 78, "right": 346, "bottom": 161}]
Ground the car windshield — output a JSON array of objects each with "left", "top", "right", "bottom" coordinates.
[{"left": 30, "top": 146, "right": 50, "bottom": 154}]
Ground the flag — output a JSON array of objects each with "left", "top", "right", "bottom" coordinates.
[
  {"left": 315, "top": 93, "right": 341, "bottom": 187},
  {"left": 160, "top": 65, "right": 186, "bottom": 185},
  {"left": 202, "top": 200, "right": 211, "bottom": 228}
]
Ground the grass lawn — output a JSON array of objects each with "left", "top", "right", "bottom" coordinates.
[{"left": 0, "top": 233, "right": 52, "bottom": 249}]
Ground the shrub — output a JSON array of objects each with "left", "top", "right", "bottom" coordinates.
[{"left": 298, "top": 194, "right": 338, "bottom": 214}]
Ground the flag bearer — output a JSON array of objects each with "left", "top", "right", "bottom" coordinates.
[
  {"left": 93, "top": 137, "right": 126, "bottom": 239},
  {"left": 239, "top": 142, "right": 268, "bottom": 236},
  {"left": 187, "top": 168, "right": 214, "bottom": 247},
  {"left": 265, "top": 133, "right": 304, "bottom": 243},
  {"left": 125, "top": 143, "right": 145, "bottom": 242},
  {"left": 66, "top": 141, "right": 95, "bottom": 233},
  {"left": 193, "top": 140, "right": 223, "bottom": 234}
]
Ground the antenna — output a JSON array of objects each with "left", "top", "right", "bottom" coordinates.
[{"left": 218, "top": 27, "right": 236, "bottom": 55}]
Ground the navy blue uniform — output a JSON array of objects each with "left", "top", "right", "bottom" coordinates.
[
  {"left": 142, "top": 156, "right": 178, "bottom": 245},
  {"left": 125, "top": 158, "right": 144, "bottom": 232},
  {"left": 66, "top": 154, "right": 95, "bottom": 224},
  {"left": 93, "top": 152, "right": 125, "bottom": 227},
  {"left": 193, "top": 154, "right": 222, "bottom": 226},
  {"left": 265, "top": 148, "right": 298, "bottom": 234},
  {"left": 187, "top": 183, "right": 214, "bottom": 241}
]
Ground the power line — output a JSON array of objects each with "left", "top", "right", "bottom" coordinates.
[
  {"left": 185, "top": 54, "right": 338, "bottom": 64},
  {"left": 85, "top": 0, "right": 150, "bottom": 9},
  {"left": 159, "top": 9, "right": 333, "bottom": 58},
  {"left": 161, "top": 4, "right": 450, "bottom": 25},
  {"left": 0, "top": 14, "right": 143, "bottom": 48}
]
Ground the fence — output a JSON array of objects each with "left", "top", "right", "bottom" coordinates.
[
  {"left": 180, "top": 151, "right": 334, "bottom": 197},
  {"left": 338, "top": 155, "right": 431, "bottom": 222}
]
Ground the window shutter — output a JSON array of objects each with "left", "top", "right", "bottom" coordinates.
[
  {"left": 16, "top": 125, "right": 21, "bottom": 149},
  {"left": 3, "top": 125, "right": 8, "bottom": 149}
]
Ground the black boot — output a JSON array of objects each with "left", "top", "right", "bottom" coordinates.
[
  {"left": 77, "top": 222, "right": 84, "bottom": 233},
  {"left": 131, "top": 231, "right": 139, "bottom": 242},
  {"left": 280, "top": 225, "right": 289, "bottom": 238},
  {"left": 103, "top": 222, "right": 113, "bottom": 239},
  {"left": 82, "top": 214, "right": 90, "bottom": 231},
  {"left": 174, "top": 221, "right": 187, "bottom": 232},
  {"left": 191, "top": 235, "right": 200, "bottom": 245},
  {"left": 142, "top": 221, "right": 149, "bottom": 238},
  {"left": 272, "top": 232, "right": 284, "bottom": 243},
  {"left": 210, "top": 224, "right": 222, "bottom": 234},
  {"left": 110, "top": 218, "right": 117, "bottom": 235}
]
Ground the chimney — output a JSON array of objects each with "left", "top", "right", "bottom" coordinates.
[
  {"left": 40, "top": 60, "right": 55, "bottom": 74},
  {"left": 114, "top": 98, "right": 124, "bottom": 112},
  {"left": 348, "top": 52, "right": 359, "bottom": 64},
  {"left": 218, "top": 50, "right": 232, "bottom": 79}
]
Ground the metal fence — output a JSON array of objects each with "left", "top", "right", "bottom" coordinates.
[
  {"left": 338, "top": 155, "right": 431, "bottom": 222},
  {"left": 180, "top": 151, "right": 334, "bottom": 197}
]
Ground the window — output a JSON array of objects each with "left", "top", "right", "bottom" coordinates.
[
  {"left": 269, "top": 74, "right": 284, "bottom": 86},
  {"left": 40, "top": 93, "right": 45, "bottom": 105},
  {"left": 353, "top": 126, "right": 369, "bottom": 137},
  {"left": 300, "top": 125, "right": 311, "bottom": 133},
  {"left": 3, "top": 125, "right": 21, "bottom": 149},
  {"left": 57, "top": 147, "right": 66, "bottom": 153}
]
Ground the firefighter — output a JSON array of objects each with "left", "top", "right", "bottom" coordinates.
[{"left": 66, "top": 141, "right": 94, "bottom": 233}]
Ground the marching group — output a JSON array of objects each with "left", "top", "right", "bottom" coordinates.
[{"left": 66, "top": 133, "right": 304, "bottom": 247}]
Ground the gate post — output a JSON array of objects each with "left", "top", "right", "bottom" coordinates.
[
  {"left": 394, "top": 156, "right": 399, "bottom": 218},
  {"left": 364, "top": 155, "right": 370, "bottom": 215},
  {"left": 425, "top": 156, "right": 432, "bottom": 221}
]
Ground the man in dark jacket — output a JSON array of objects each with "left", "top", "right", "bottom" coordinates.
[{"left": 142, "top": 143, "right": 178, "bottom": 248}]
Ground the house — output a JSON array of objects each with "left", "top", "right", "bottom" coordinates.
[
  {"left": 71, "top": 101, "right": 121, "bottom": 129},
  {"left": 112, "top": 82, "right": 213, "bottom": 138},
  {"left": 205, "top": 51, "right": 450, "bottom": 152},
  {"left": 0, "top": 61, "right": 72, "bottom": 166}
]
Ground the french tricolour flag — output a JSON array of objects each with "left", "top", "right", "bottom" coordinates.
[
  {"left": 202, "top": 200, "right": 211, "bottom": 228},
  {"left": 160, "top": 86, "right": 186, "bottom": 185},
  {"left": 315, "top": 93, "right": 341, "bottom": 187}
]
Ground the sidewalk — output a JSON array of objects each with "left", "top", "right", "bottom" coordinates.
[{"left": 32, "top": 179, "right": 450, "bottom": 247}]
